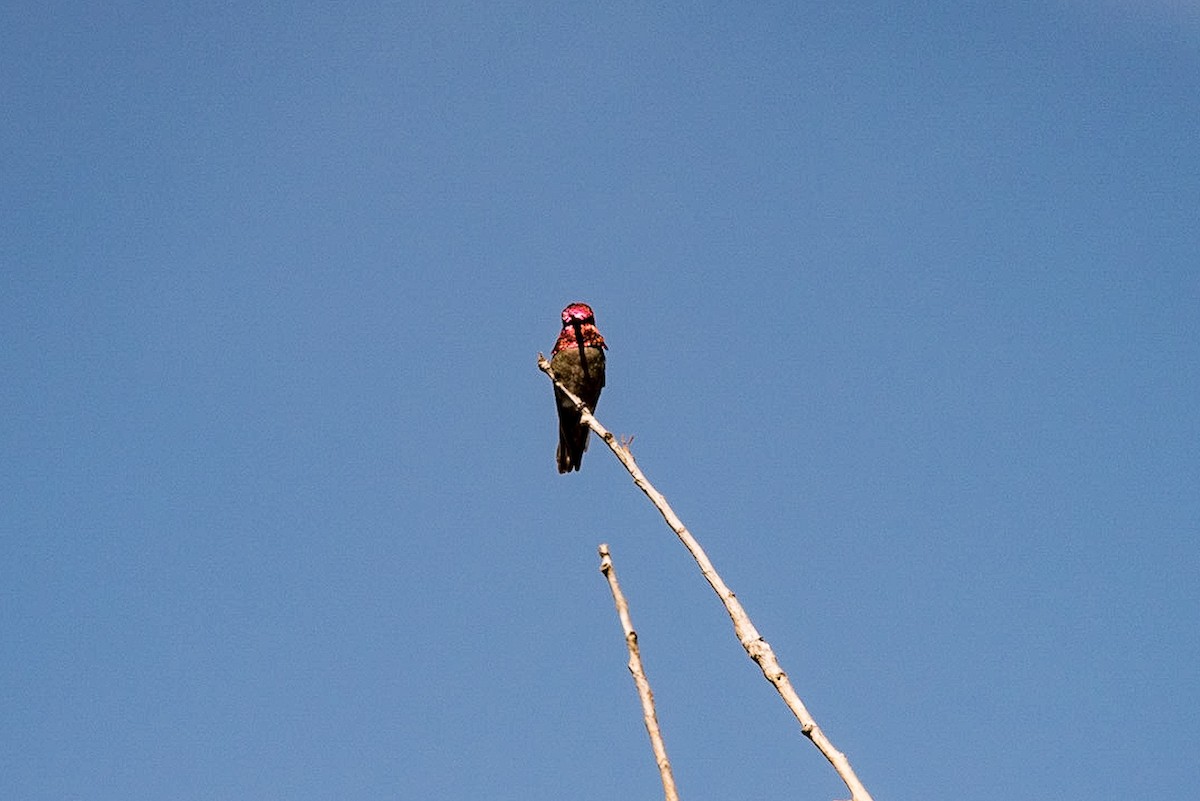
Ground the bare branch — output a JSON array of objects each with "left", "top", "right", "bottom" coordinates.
[
  {"left": 598, "top": 543, "right": 680, "bottom": 801},
  {"left": 539, "top": 355, "right": 874, "bottom": 801}
]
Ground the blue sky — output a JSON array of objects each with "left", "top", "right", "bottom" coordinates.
[{"left": 2, "top": 2, "right": 1198, "bottom": 799}]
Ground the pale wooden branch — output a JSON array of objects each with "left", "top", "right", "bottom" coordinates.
[
  {"left": 538, "top": 354, "right": 874, "bottom": 801},
  {"left": 598, "top": 543, "right": 680, "bottom": 801}
]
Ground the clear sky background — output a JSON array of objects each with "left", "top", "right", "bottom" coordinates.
[{"left": 3, "top": 2, "right": 1198, "bottom": 799}]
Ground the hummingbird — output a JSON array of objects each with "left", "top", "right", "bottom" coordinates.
[{"left": 550, "top": 302, "right": 607, "bottom": 473}]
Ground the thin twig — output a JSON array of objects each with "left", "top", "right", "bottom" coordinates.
[
  {"left": 598, "top": 543, "right": 680, "bottom": 801},
  {"left": 539, "top": 354, "right": 874, "bottom": 801}
]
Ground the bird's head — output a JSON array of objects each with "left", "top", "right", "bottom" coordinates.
[
  {"left": 552, "top": 302, "right": 607, "bottom": 355},
  {"left": 560, "top": 302, "right": 596, "bottom": 328}
]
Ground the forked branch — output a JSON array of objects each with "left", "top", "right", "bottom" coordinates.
[{"left": 538, "top": 354, "right": 874, "bottom": 801}]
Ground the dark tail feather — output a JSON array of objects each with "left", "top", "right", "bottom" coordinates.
[{"left": 556, "top": 418, "right": 591, "bottom": 473}]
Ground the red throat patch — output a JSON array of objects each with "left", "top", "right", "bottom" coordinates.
[{"left": 552, "top": 324, "right": 607, "bottom": 355}]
